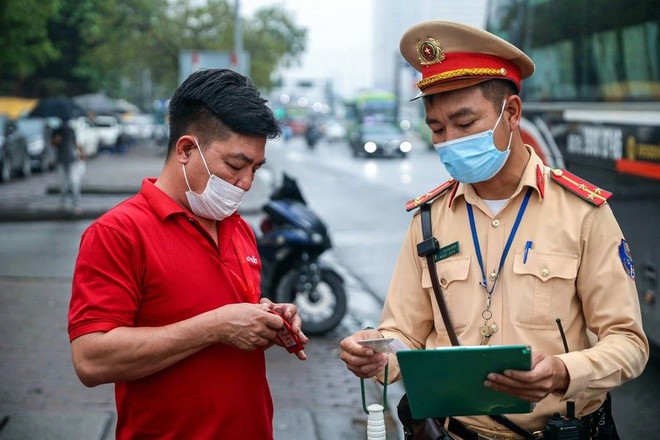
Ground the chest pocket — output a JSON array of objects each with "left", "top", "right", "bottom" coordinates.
[
  {"left": 421, "top": 256, "right": 472, "bottom": 332},
  {"left": 511, "top": 250, "right": 578, "bottom": 329}
]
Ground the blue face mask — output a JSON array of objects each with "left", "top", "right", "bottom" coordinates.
[{"left": 434, "top": 100, "right": 513, "bottom": 183}]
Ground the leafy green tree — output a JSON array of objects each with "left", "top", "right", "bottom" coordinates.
[
  {"left": 1, "top": 0, "right": 307, "bottom": 107},
  {"left": 79, "top": 0, "right": 170, "bottom": 107},
  {"left": 0, "top": 0, "right": 60, "bottom": 95},
  {"left": 138, "top": 0, "right": 307, "bottom": 95},
  {"left": 245, "top": 6, "right": 307, "bottom": 90},
  {"left": 36, "top": 0, "right": 105, "bottom": 96}
]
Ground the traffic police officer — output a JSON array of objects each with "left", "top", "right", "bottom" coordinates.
[{"left": 340, "top": 20, "right": 649, "bottom": 438}]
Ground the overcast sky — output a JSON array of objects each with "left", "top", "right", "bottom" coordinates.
[
  {"left": 241, "top": 1, "right": 487, "bottom": 97},
  {"left": 241, "top": 0, "right": 375, "bottom": 96}
]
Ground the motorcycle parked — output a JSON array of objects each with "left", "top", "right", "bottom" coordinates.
[{"left": 257, "top": 173, "right": 347, "bottom": 335}]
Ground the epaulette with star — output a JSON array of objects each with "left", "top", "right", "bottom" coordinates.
[
  {"left": 406, "top": 179, "right": 459, "bottom": 212},
  {"left": 550, "top": 169, "right": 612, "bottom": 206}
]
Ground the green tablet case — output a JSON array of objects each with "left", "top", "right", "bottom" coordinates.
[{"left": 396, "top": 345, "right": 533, "bottom": 418}]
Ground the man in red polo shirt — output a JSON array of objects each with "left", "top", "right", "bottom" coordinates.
[{"left": 68, "top": 68, "right": 309, "bottom": 439}]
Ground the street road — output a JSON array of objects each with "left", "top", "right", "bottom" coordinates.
[{"left": 261, "top": 136, "right": 451, "bottom": 301}]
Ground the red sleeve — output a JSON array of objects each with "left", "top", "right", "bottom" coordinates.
[{"left": 68, "top": 221, "right": 143, "bottom": 341}]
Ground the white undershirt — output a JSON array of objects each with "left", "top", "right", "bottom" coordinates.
[{"left": 483, "top": 199, "right": 509, "bottom": 216}]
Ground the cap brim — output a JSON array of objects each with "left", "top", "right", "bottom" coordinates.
[{"left": 410, "top": 78, "right": 490, "bottom": 101}]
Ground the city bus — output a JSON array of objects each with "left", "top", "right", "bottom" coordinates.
[
  {"left": 486, "top": 0, "right": 660, "bottom": 346},
  {"left": 344, "top": 89, "right": 398, "bottom": 146},
  {"left": 345, "top": 89, "right": 397, "bottom": 123}
]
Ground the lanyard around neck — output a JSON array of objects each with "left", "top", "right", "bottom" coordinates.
[
  {"left": 231, "top": 233, "right": 259, "bottom": 303},
  {"left": 466, "top": 188, "right": 533, "bottom": 296}
]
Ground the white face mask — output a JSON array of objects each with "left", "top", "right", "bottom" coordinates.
[{"left": 182, "top": 140, "right": 246, "bottom": 221}]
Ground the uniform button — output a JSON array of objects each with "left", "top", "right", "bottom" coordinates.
[
  {"left": 491, "top": 219, "right": 500, "bottom": 228},
  {"left": 489, "top": 271, "right": 497, "bottom": 281},
  {"left": 440, "top": 278, "right": 448, "bottom": 287},
  {"left": 552, "top": 169, "right": 563, "bottom": 177},
  {"left": 540, "top": 268, "right": 550, "bottom": 277}
]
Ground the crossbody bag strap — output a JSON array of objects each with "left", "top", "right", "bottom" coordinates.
[
  {"left": 417, "top": 203, "right": 459, "bottom": 346},
  {"left": 417, "top": 203, "right": 536, "bottom": 440}
]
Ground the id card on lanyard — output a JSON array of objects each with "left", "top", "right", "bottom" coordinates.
[{"left": 223, "top": 223, "right": 260, "bottom": 303}]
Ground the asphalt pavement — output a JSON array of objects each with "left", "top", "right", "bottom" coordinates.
[{"left": 0, "top": 141, "right": 402, "bottom": 439}]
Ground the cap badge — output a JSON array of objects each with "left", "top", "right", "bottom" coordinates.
[{"left": 417, "top": 38, "right": 445, "bottom": 66}]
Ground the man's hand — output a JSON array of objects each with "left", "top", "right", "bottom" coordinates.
[
  {"left": 339, "top": 330, "right": 389, "bottom": 379},
  {"left": 484, "top": 352, "right": 570, "bottom": 402},
  {"left": 215, "top": 302, "right": 283, "bottom": 351},
  {"left": 260, "top": 298, "right": 309, "bottom": 360}
]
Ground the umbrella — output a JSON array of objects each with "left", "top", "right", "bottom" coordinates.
[{"left": 29, "top": 96, "right": 88, "bottom": 120}]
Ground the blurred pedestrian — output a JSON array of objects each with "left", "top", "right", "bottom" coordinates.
[
  {"left": 340, "top": 21, "right": 648, "bottom": 439},
  {"left": 68, "top": 68, "right": 308, "bottom": 440},
  {"left": 115, "top": 129, "right": 129, "bottom": 154},
  {"left": 52, "top": 116, "right": 84, "bottom": 213}
]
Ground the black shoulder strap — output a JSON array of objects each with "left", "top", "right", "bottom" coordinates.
[
  {"left": 417, "top": 203, "right": 536, "bottom": 440},
  {"left": 418, "top": 203, "right": 459, "bottom": 346}
]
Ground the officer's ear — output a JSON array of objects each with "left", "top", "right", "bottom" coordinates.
[{"left": 504, "top": 95, "right": 522, "bottom": 131}]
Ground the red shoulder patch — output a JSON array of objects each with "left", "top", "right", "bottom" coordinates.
[
  {"left": 406, "top": 179, "right": 458, "bottom": 211},
  {"left": 550, "top": 169, "right": 612, "bottom": 206},
  {"left": 536, "top": 164, "right": 545, "bottom": 199}
]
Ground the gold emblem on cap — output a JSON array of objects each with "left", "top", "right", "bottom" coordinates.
[{"left": 417, "top": 38, "right": 445, "bottom": 66}]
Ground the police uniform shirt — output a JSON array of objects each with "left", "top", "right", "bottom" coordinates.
[{"left": 378, "top": 146, "right": 649, "bottom": 436}]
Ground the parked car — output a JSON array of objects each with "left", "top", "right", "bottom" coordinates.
[
  {"left": 70, "top": 116, "right": 100, "bottom": 157},
  {"left": 93, "top": 115, "right": 121, "bottom": 153},
  {"left": 0, "top": 115, "right": 31, "bottom": 182},
  {"left": 121, "top": 113, "right": 156, "bottom": 143},
  {"left": 349, "top": 121, "right": 413, "bottom": 158},
  {"left": 16, "top": 117, "right": 55, "bottom": 172}
]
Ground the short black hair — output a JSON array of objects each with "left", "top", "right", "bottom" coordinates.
[
  {"left": 478, "top": 79, "right": 517, "bottom": 112},
  {"left": 422, "top": 79, "right": 517, "bottom": 112},
  {"left": 166, "top": 69, "right": 281, "bottom": 156}
]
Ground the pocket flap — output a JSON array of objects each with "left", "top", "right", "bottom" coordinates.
[
  {"left": 513, "top": 250, "right": 578, "bottom": 281},
  {"left": 422, "top": 256, "right": 471, "bottom": 288}
]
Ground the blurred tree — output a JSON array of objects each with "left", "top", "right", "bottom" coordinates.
[
  {"left": 37, "top": 0, "right": 104, "bottom": 96},
  {"left": 80, "top": 0, "right": 171, "bottom": 109},
  {"left": 140, "top": 0, "right": 307, "bottom": 96},
  {"left": 0, "top": 0, "right": 60, "bottom": 95},
  {"left": 1, "top": 0, "right": 306, "bottom": 105},
  {"left": 245, "top": 6, "right": 307, "bottom": 90}
]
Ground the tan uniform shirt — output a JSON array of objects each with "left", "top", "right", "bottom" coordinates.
[{"left": 378, "top": 147, "right": 649, "bottom": 437}]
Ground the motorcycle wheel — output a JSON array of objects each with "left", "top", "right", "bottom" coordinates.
[{"left": 275, "top": 268, "right": 347, "bottom": 336}]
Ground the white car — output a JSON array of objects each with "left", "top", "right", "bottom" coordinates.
[
  {"left": 93, "top": 115, "right": 121, "bottom": 152},
  {"left": 70, "top": 116, "right": 100, "bottom": 157},
  {"left": 121, "top": 113, "right": 156, "bottom": 141}
]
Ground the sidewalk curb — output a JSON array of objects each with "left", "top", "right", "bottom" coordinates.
[
  {"left": 0, "top": 209, "right": 106, "bottom": 222},
  {"left": 0, "top": 411, "right": 115, "bottom": 440},
  {"left": 0, "top": 201, "right": 262, "bottom": 223}
]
